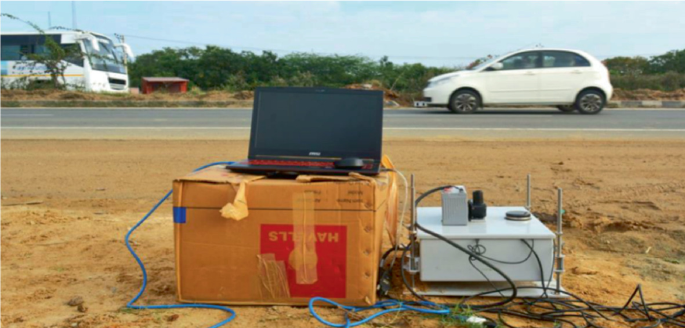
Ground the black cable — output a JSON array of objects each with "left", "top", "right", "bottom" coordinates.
[
  {"left": 390, "top": 185, "right": 685, "bottom": 328},
  {"left": 468, "top": 239, "right": 535, "bottom": 265},
  {"left": 412, "top": 185, "right": 518, "bottom": 309},
  {"left": 522, "top": 239, "right": 549, "bottom": 299},
  {"left": 377, "top": 245, "right": 405, "bottom": 296},
  {"left": 400, "top": 240, "right": 431, "bottom": 302},
  {"left": 416, "top": 223, "right": 520, "bottom": 310},
  {"left": 465, "top": 239, "right": 540, "bottom": 301},
  {"left": 380, "top": 246, "right": 397, "bottom": 266}
]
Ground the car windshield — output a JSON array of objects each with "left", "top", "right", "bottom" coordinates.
[
  {"left": 469, "top": 56, "right": 500, "bottom": 70},
  {"left": 83, "top": 36, "right": 126, "bottom": 74}
]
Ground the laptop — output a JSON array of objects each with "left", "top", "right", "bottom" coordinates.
[{"left": 227, "top": 87, "right": 384, "bottom": 175}]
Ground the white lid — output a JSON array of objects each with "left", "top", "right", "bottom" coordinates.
[{"left": 417, "top": 206, "right": 556, "bottom": 239}]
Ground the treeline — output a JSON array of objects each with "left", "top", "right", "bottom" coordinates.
[
  {"left": 128, "top": 46, "right": 685, "bottom": 94},
  {"left": 604, "top": 49, "right": 685, "bottom": 91},
  {"left": 128, "top": 46, "right": 455, "bottom": 97},
  {"left": 604, "top": 49, "right": 685, "bottom": 75}
]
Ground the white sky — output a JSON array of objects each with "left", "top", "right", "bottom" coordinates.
[{"left": 1, "top": 1, "right": 684, "bottom": 67}]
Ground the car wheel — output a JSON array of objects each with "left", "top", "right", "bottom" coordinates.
[
  {"left": 448, "top": 90, "right": 480, "bottom": 114},
  {"left": 575, "top": 90, "right": 605, "bottom": 114},
  {"left": 556, "top": 105, "right": 576, "bottom": 112}
]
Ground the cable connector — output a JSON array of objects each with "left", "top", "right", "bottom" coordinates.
[
  {"left": 403, "top": 253, "right": 420, "bottom": 274},
  {"left": 377, "top": 270, "right": 392, "bottom": 296}
]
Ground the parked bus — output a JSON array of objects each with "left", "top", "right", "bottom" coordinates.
[{"left": 1, "top": 30, "right": 133, "bottom": 92}]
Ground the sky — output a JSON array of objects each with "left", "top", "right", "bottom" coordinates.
[{"left": 1, "top": 1, "right": 684, "bottom": 67}]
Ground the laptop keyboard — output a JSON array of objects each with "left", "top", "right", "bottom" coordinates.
[{"left": 247, "top": 159, "right": 373, "bottom": 170}]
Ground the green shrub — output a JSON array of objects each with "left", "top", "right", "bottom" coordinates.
[
  {"left": 127, "top": 46, "right": 685, "bottom": 95},
  {"left": 127, "top": 47, "right": 458, "bottom": 96},
  {"left": 611, "top": 72, "right": 685, "bottom": 91}
]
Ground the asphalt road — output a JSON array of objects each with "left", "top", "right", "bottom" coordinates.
[{"left": 2, "top": 107, "right": 685, "bottom": 139}]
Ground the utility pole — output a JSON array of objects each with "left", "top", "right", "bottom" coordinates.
[
  {"left": 121, "top": 35, "right": 128, "bottom": 74},
  {"left": 71, "top": 1, "right": 77, "bottom": 29},
  {"left": 48, "top": 12, "right": 52, "bottom": 28}
]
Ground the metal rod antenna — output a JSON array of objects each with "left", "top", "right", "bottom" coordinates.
[
  {"left": 409, "top": 174, "right": 418, "bottom": 272},
  {"left": 526, "top": 174, "right": 531, "bottom": 210},
  {"left": 121, "top": 35, "right": 128, "bottom": 75},
  {"left": 405, "top": 174, "right": 418, "bottom": 291},
  {"left": 555, "top": 188, "right": 565, "bottom": 294},
  {"left": 410, "top": 174, "right": 416, "bottom": 231}
]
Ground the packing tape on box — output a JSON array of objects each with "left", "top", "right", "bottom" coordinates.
[
  {"left": 290, "top": 191, "right": 319, "bottom": 285},
  {"left": 220, "top": 175, "right": 264, "bottom": 221},
  {"left": 380, "top": 156, "right": 399, "bottom": 246},
  {"left": 257, "top": 253, "right": 291, "bottom": 299},
  {"left": 256, "top": 191, "right": 319, "bottom": 299}
]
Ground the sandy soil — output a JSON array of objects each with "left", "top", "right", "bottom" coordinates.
[
  {"left": 0, "top": 90, "right": 254, "bottom": 108},
  {"left": 0, "top": 89, "right": 249, "bottom": 102},
  {"left": 613, "top": 88, "right": 685, "bottom": 101},
  {"left": 2, "top": 139, "right": 684, "bottom": 328}
]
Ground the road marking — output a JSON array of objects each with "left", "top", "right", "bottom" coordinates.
[
  {"left": 386, "top": 114, "right": 555, "bottom": 118},
  {"left": 384, "top": 127, "right": 685, "bottom": 132},
  {"left": 3, "top": 126, "right": 685, "bottom": 132},
  {"left": 1, "top": 127, "right": 250, "bottom": 130},
  {"left": 2, "top": 107, "right": 684, "bottom": 111}
]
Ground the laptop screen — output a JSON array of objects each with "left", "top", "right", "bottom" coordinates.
[{"left": 249, "top": 87, "right": 383, "bottom": 160}]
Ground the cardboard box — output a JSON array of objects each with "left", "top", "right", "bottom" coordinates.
[{"left": 172, "top": 165, "right": 397, "bottom": 306}]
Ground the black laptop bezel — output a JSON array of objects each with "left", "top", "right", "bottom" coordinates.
[{"left": 248, "top": 87, "right": 384, "bottom": 162}]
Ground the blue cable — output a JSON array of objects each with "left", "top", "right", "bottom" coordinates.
[
  {"left": 124, "top": 162, "right": 237, "bottom": 328},
  {"left": 125, "top": 161, "right": 474, "bottom": 328},
  {"left": 309, "top": 297, "right": 456, "bottom": 328}
]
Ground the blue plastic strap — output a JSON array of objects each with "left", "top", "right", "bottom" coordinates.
[{"left": 173, "top": 207, "right": 187, "bottom": 224}]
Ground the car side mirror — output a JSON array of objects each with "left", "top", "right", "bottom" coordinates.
[{"left": 490, "top": 62, "right": 503, "bottom": 70}]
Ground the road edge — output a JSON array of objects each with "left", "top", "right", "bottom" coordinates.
[{"left": 1, "top": 100, "right": 684, "bottom": 109}]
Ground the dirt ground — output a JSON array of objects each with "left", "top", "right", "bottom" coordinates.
[
  {"left": 613, "top": 88, "right": 685, "bottom": 101},
  {"left": 0, "top": 89, "right": 254, "bottom": 108},
  {"left": 0, "top": 89, "right": 249, "bottom": 102},
  {"left": 2, "top": 139, "right": 684, "bottom": 328}
]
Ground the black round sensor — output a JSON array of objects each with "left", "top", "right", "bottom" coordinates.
[
  {"left": 468, "top": 190, "right": 487, "bottom": 220},
  {"left": 505, "top": 210, "right": 531, "bottom": 221}
]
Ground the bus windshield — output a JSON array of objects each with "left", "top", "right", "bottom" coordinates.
[{"left": 83, "top": 37, "right": 126, "bottom": 74}]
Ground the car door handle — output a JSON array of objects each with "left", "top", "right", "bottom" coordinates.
[
  {"left": 571, "top": 70, "right": 582, "bottom": 74},
  {"left": 525, "top": 71, "right": 536, "bottom": 75}
]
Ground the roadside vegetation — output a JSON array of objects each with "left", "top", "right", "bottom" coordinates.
[
  {"left": 127, "top": 47, "right": 458, "bottom": 102},
  {"left": 126, "top": 47, "right": 685, "bottom": 96},
  {"left": 605, "top": 49, "right": 685, "bottom": 91},
  {"left": 1, "top": 11, "right": 683, "bottom": 104}
]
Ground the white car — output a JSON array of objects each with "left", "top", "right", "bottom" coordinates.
[{"left": 420, "top": 48, "right": 613, "bottom": 114}]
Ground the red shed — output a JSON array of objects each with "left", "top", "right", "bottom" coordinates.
[{"left": 141, "top": 77, "right": 189, "bottom": 94}]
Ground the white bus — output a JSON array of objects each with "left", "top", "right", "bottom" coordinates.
[{"left": 1, "top": 30, "right": 133, "bottom": 92}]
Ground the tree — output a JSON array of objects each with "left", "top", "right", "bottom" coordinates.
[
  {"left": 1, "top": 13, "right": 84, "bottom": 89},
  {"left": 647, "top": 49, "right": 685, "bottom": 74},
  {"left": 127, "top": 45, "right": 459, "bottom": 94},
  {"left": 604, "top": 56, "right": 650, "bottom": 75}
]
